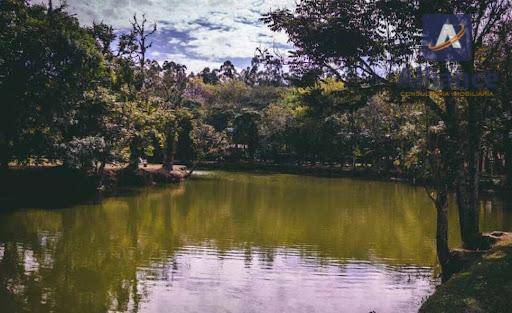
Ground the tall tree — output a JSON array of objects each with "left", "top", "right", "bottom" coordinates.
[{"left": 130, "top": 14, "right": 157, "bottom": 89}]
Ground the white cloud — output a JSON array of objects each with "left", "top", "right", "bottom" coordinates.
[
  {"left": 168, "top": 38, "right": 181, "bottom": 45},
  {"left": 33, "top": 0, "right": 295, "bottom": 69}
]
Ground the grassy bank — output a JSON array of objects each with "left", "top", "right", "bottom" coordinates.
[{"left": 420, "top": 234, "right": 512, "bottom": 313}]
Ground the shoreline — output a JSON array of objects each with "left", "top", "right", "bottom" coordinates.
[
  {"left": 0, "top": 161, "right": 505, "bottom": 211},
  {"left": 196, "top": 161, "right": 505, "bottom": 197}
]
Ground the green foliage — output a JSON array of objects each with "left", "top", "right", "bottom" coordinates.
[
  {"left": 175, "top": 113, "right": 196, "bottom": 164},
  {"left": 232, "top": 111, "right": 260, "bottom": 159},
  {"left": 1, "top": 0, "right": 509, "bottom": 190},
  {"left": 59, "top": 136, "right": 108, "bottom": 171},
  {"left": 192, "top": 123, "right": 229, "bottom": 161},
  {"left": 0, "top": 0, "right": 106, "bottom": 166}
]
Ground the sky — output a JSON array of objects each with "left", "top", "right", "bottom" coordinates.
[{"left": 36, "top": 0, "right": 295, "bottom": 72}]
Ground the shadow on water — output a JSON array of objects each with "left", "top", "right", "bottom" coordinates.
[
  {"left": 0, "top": 167, "right": 166, "bottom": 211},
  {"left": 0, "top": 167, "right": 101, "bottom": 211}
]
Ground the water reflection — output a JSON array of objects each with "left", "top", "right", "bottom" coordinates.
[{"left": 0, "top": 171, "right": 510, "bottom": 313}]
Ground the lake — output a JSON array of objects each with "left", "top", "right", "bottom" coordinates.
[{"left": 0, "top": 171, "right": 510, "bottom": 313}]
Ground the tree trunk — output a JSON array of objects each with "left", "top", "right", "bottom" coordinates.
[
  {"left": 434, "top": 188, "right": 451, "bottom": 281},
  {"left": 0, "top": 154, "right": 8, "bottom": 170},
  {"left": 0, "top": 138, "right": 10, "bottom": 170},
  {"left": 128, "top": 136, "right": 142, "bottom": 171},
  {"left": 439, "top": 62, "right": 481, "bottom": 250},
  {"left": 457, "top": 62, "right": 482, "bottom": 249},
  {"left": 425, "top": 95, "right": 454, "bottom": 281},
  {"left": 462, "top": 96, "right": 482, "bottom": 249},
  {"left": 163, "top": 133, "right": 177, "bottom": 172},
  {"left": 505, "top": 126, "right": 512, "bottom": 198}
]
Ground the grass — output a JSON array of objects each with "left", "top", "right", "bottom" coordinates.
[{"left": 420, "top": 238, "right": 512, "bottom": 313}]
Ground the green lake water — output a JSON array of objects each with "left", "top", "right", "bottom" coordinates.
[{"left": 0, "top": 171, "right": 510, "bottom": 313}]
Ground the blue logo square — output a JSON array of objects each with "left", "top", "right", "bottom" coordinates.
[{"left": 422, "top": 14, "right": 472, "bottom": 61}]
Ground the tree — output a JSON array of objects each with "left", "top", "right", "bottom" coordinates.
[
  {"left": 115, "top": 14, "right": 159, "bottom": 170},
  {"left": 161, "top": 61, "right": 188, "bottom": 106},
  {"left": 146, "top": 61, "right": 189, "bottom": 171},
  {"left": 233, "top": 111, "right": 260, "bottom": 159},
  {"left": 0, "top": 0, "right": 105, "bottom": 169},
  {"left": 263, "top": 0, "right": 512, "bottom": 273},
  {"left": 89, "top": 22, "right": 116, "bottom": 57},
  {"left": 218, "top": 60, "right": 237, "bottom": 81},
  {"left": 175, "top": 115, "right": 196, "bottom": 164},
  {"left": 483, "top": 16, "right": 512, "bottom": 198},
  {"left": 198, "top": 67, "right": 220, "bottom": 84},
  {"left": 241, "top": 48, "right": 287, "bottom": 86},
  {"left": 129, "top": 14, "right": 157, "bottom": 89},
  {"left": 192, "top": 123, "right": 229, "bottom": 161},
  {"left": 259, "top": 103, "right": 294, "bottom": 161}
]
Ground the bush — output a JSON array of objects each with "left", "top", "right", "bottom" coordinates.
[{"left": 59, "top": 136, "right": 108, "bottom": 172}]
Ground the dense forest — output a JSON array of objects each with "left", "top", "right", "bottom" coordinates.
[
  {"left": 1, "top": 0, "right": 512, "bottom": 278},
  {"left": 0, "top": 1, "right": 422, "bottom": 175}
]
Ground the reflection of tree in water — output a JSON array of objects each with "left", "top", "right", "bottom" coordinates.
[{"left": 0, "top": 186, "right": 186, "bottom": 313}]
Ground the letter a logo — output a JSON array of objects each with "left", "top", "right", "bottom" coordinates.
[
  {"left": 422, "top": 14, "right": 472, "bottom": 61},
  {"left": 428, "top": 23, "right": 465, "bottom": 51}
]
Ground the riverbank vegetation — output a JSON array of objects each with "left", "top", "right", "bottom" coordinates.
[
  {"left": 1, "top": 0, "right": 512, "bottom": 295},
  {"left": 420, "top": 233, "right": 512, "bottom": 312}
]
